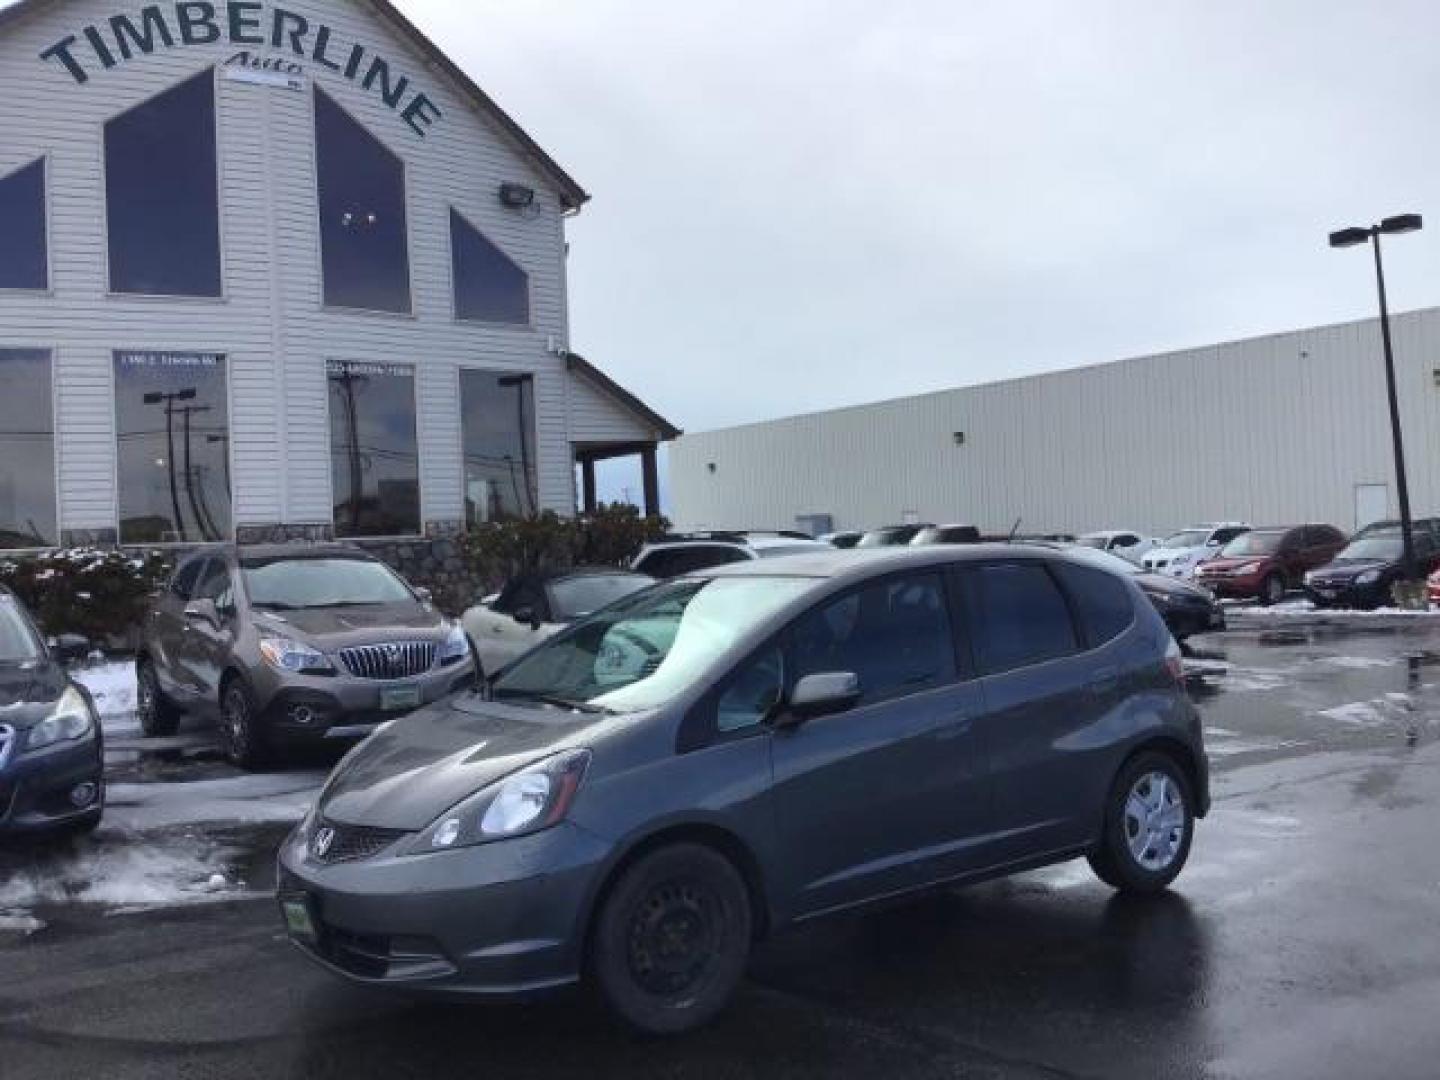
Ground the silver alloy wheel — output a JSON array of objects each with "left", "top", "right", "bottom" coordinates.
[{"left": 1123, "top": 771, "right": 1186, "bottom": 872}]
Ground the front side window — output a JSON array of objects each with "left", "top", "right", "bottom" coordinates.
[
  {"left": 790, "top": 573, "right": 956, "bottom": 704},
  {"left": 0, "top": 349, "right": 56, "bottom": 549},
  {"left": 0, "top": 594, "right": 44, "bottom": 662},
  {"left": 0, "top": 159, "right": 47, "bottom": 290},
  {"left": 241, "top": 556, "right": 414, "bottom": 610},
  {"left": 451, "top": 210, "right": 529, "bottom": 324},
  {"left": 315, "top": 87, "right": 411, "bottom": 313},
  {"left": 460, "top": 369, "right": 537, "bottom": 523},
  {"left": 717, "top": 647, "right": 785, "bottom": 733},
  {"left": 105, "top": 71, "right": 221, "bottom": 297},
  {"left": 328, "top": 361, "right": 420, "bottom": 537},
  {"left": 114, "top": 351, "right": 232, "bottom": 543},
  {"left": 969, "top": 562, "right": 1078, "bottom": 675},
  {"left": 492, "top": 577, "right": 814, "bottom": 713}
]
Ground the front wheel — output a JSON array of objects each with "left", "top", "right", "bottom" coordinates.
[
  {"left": 591, "top": 844, "right": 752, "bottom": 1035},
  {"left": 1260, "top": 573, "right": 1286, "bottom": 606},
  {"left": 1089, "top": 751, "right": 1195, "bottom": 894},
  {"left": 220, "top": 680, "right": 270, "bottom": 771},
  {"left": 136, "top": 659, "right": 180, "bottom": 737}
]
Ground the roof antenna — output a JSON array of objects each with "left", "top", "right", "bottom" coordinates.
[{"left": 1008, "top": 518, "right": 1022, "bottom": 543}]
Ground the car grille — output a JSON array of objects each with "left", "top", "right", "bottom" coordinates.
[
  {"left": 0, "top": 725, "right": 14, "bottom": 771},
  {"left": 310, "top": 820, "right": 411, "bottom": 865},
  {"left": 338, "top": 642, "right": 437, "bottom": 680}
]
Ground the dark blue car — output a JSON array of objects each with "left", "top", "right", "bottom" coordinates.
[{"left": 0, "top": 587, "right": 104, "bottom": 838}]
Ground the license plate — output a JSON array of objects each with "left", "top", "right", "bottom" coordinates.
[
  {"left": 280, "top": 895, "right": 318, "bottom": 945},
  {"left": 380, "top": 685, "right": 422, "bottom": 711}
]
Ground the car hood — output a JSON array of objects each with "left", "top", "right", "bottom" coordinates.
[
  {"left": 0, "top": 659, "right": 68, "bottom": 730},
  {"left": 1136, "top": 573, "right": 1212, "bottom": 602},
  {"left": 254, "top": 602, "right": 446, "bottom": 649},
  {"left": 1312, "top": 558, "right": 1394, "bottom": 580},
  {"left": 1197, "top": 556, "right": 1269, "bottom": 573},
  {"left": 1148, "top": 546, "right": 1202, "bottom": 561},
  {"left": 318, "top": 694, "right": 618, "bottom": 830}
]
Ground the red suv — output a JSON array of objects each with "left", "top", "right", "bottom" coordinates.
[{"left": 1195, "top": 524, "right": 1347, "bottom": 605}]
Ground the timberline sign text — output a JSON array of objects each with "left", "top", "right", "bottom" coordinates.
[{"left": 40, "top": 2, "right": 443, "bottom": 137}]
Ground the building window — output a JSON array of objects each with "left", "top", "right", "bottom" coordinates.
[
  {"left": 460, "top": 369, "right": 537, "bottom": 524},
  {"left": 0, "top": 160, "right": 47, "bottom": 291},
  {"left": 315, "top": 88, "right": 412, "bottom": 314},
  {"left": 329, "top": 361, "right": 420, "bottom": 537},
  {"left": 113, "top": 352, "right": 232, "bottom": 544},
  {"left": 451, "top": 210, "right": 529, "bottom": 324},
  {"left": 105, "top": 71, "right": 222, "bottom": 298},
  {"left": 0, "top": 350, "right": 56, "bottom": 549}
]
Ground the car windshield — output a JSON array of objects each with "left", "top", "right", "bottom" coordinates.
[
  {"left": 241, "top": 557, "right": 415, "bottom": 610},
  {"left": 550, "top": 574, "right": 653, "bottom": 621},
  {"left": 857, "top": 528, "right": 916, "bottom": 547},
  {"left": 0, "top": 597, "right": 43, "bottom": 662},
  {"left": 1059, "top": 546, "right": 1140, "bottom": 576},
  {"left": 1162, "top": 530, "right": 1210, "bottom": 549},
  {"left": 1336, "top": 533, "right": 1402, "bottom": 561},
  {"left": 491, "top": 576, "right": 814, "bottom": 713},
  {"left": 1221, "top": 531, "right": 1284, "bottom": 556},
  {"left": 1076, "top": 535, "right": 1111, "bottom": 549},
  {"left": 756, "top": 544, "right": 822, "bottom": 559}
]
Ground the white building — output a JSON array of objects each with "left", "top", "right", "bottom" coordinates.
[
  {"left": 0, "top": 0, "right": 676, "bottom": 556},
  {"left": 670, "top": 308, "right": 1440, "bottom": 538}
]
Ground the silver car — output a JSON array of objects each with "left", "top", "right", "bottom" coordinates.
[{"left": 137, "top": 545, "right": 474, "bottom": 768}]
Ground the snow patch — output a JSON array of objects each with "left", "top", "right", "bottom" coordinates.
[
  {"left": 71, "top": 660, "right": 139, "bottom": 735},
  {"left": 0, "top": 911, "right": 47, "bottom": 936},
  {"left": 1319, "top": 694, "right": 1419, "bottom": 727}
]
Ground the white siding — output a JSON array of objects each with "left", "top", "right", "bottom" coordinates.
[
  {"left": 671, "top": 309, "right": 1440, "bottom": 536},
  {"left": 0, "top": 0, "right": 578, "bottom": 535}
]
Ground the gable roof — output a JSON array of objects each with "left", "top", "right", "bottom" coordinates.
[
  {"left": 0, "top": 0, "right": 590, "bottom": 210},
  {"left": 566, "top": 353, "right": 682, "bottom": 441}
]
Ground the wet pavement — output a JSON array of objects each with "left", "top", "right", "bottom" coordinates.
[{"left": 3, "top": 624, "right": 1440, "bottom": 1079}]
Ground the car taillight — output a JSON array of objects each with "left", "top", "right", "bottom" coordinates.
[{"left": 1164, "top": 638, "right": 1185, "bottom": 686}]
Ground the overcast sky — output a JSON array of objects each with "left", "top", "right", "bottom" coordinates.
[{"left": 397, "top": 0, "right": 1440, "bottom": 440}]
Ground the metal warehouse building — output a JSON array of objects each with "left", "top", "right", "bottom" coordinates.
[
  {"left": 670, "top": 307, "right": 1440, "bottom": 538},
  {"left": 0, "top": 0, "right": 676, "bottom": 559}
]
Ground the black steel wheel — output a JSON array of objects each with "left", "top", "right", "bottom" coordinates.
[
  {"left": 136, "top": 658, "right": 180, "bottom": 738},
  {"left": 220, "top": 680, "right": 269, "bottom": 771},
  {"left": 591, "top": 844, "right": 752, "bottom": 1035}
]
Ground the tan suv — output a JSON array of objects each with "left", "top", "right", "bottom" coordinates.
[{"left": 136, "top": 545, "right": 474, "bottom": 769}]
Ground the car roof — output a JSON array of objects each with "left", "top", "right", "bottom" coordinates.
[
  {"left": 697, "top": 543, "right": 1075, "bottom": 583},
  {"left": 230, "top": 543, "right": 380, "bottom": 564}
]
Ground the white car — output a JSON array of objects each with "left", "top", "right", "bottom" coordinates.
[
  {"left": 1141, "top": 523, "right": 1251, "bottom": 579},
  {"left": 1076, "top": 530, "right": 1159, "bottom": 565},
  {"left": 462, "top": 568, "right": 653, "bottom": 676},
  {"left": 632, "top": 532, "right": 831, "bottom": 578}
]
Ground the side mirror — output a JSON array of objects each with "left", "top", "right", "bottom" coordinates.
[
  {"left": 183, "top": 599, "right": 221, "bottom": 629},
  {"left": 781, "top": 671, "right": 861, "bottom": 725},
  {"left": 414, "top": 586, "right": 434, "bottom": 604},
  {"left": 49, "top": 633, "right": 91, "bottom": 665},
  {"left": 512, "top": 605, "right": 542, "bottom": 631}
]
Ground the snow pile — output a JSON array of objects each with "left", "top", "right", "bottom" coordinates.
[
  {"left": 0, "top": 830, "right": 246, "bottom": 913},
  {"left": 72, "top": 659, "right": 139, "bottom": 735},
  {"left": 104, "top": 772, "right": 323, "bottom": 831}
]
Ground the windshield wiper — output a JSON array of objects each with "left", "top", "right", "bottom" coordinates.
[{"left": 494, "top": 691, "right": 613, "bottom": 715}]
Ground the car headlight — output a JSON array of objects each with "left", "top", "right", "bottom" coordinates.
[
  {"left": 258, "top": 635, "right": 334, "bottom": 675},
  {"left": 1356, "top": 570, "right": 1381, "bottom": 585},
  {"left": 1237, "top": 562, "right": 1263, "bottom": 575},
  {"left": 406, "top": 749, "right": 591, "bottom": 853},
  {"left": 436, "top": 622, "right": 470, "bottom": 667},
  {"left": 26, "top": 686, "right": 96, "bottom": 752}
]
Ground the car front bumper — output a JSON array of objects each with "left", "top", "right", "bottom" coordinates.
[
  {"left": 1195, "top": 572, "right": 1265, "bottom": 599},
  {"left": 253, "top": 661, "right": 476, "bottom": 745},
  {"left": 1156, "top": 599, "right": 1225, "bottom": 639},
  {"left": 1305, "top": 580, "right": 1387, "bottom": 609},
  {"left": 276, "top": 818, "right": 612, "bottom": 998},
  {"left": 0, "top": 736, "right": 104, "bottom": 835}
]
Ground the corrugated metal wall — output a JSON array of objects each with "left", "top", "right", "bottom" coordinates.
[
  {"left": 0, "top": 0, "right": 604, "bottom": 534},
  {"left": 671, "top": 308, "right": 1440, "bottom": 537}
]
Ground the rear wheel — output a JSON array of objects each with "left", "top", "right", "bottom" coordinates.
[
  {"left": 1260, "top": 573, "right": 1286, "bottom": 606},
  {"left": 1089, "top": 751, "right": 1195, "bottom": 894},
  {"left": 591, "top": 844, "right": 752, "bottom": 1035},
  {"left": 220, "top": 679, "right": 270, "bottom": 771},
  {"left": 135, "top": 659, "right": 180, "bottom": 737}
]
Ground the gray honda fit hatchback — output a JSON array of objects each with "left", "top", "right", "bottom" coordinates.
[{"left": 279, "top": 545, "right": 1208, "bottom": 1034}]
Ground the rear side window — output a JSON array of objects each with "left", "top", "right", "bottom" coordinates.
[
  {"left": 1052, "top": 563, "right": 1134, "bottom": 648},
  {"left": 790, "top": 572, "right": 956, "bottom": 704},
  {"left": 1212, "top": 527, "right": 1248, "bottom": 546},
  {"left": 170, "top": 559, "right": 205, "bottom": 600},
  {"left": 637, "top": 545, "right": 748, "bottom": 579},
  {"left": 969, "top": 563, "right": 1078, "bottom": 675}
]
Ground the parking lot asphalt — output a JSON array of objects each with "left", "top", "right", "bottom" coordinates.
[{"left": 3, "top": 623, "right": 1440, "bottom": 1079}]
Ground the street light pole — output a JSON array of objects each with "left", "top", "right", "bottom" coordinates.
[{"left": 1329, "top": 213, "right": 1424, "bottom": 586}]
